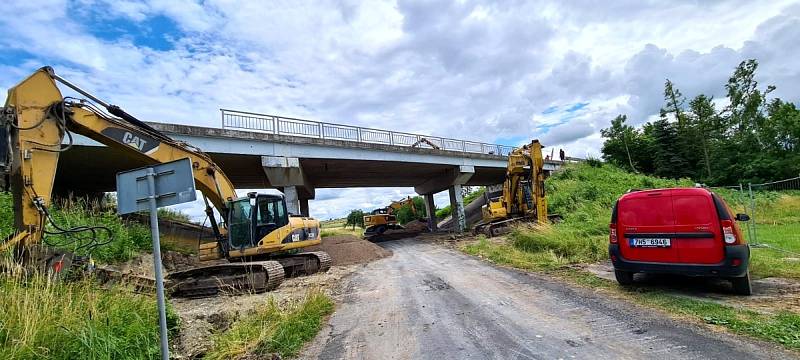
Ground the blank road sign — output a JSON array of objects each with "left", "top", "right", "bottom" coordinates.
[{"left": 116, "top": 158, "right": 197, "bottom": 215}]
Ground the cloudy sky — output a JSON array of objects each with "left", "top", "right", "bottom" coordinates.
[{"left": 2, "top": 0, "right": 799, "bottom": 220}]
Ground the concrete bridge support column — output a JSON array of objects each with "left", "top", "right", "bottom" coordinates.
[
  {"left": 299, "top": 198, "right": 310, "bottom": 217},
  {"left": 283, "top": 186, "right": 300, "bottom": 215},
  {"left": 449, "top": 184, "right": 467, "bottom": 232},
  {"left": 424, "top": 194, "right": 437, "bottom": 232},
  {"left": 262, "top": 156, "right": 314, "bottom": 216}
]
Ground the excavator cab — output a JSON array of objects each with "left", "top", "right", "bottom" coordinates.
[{"left": 227, "top": 194, "right": 289, "bottom": 249}]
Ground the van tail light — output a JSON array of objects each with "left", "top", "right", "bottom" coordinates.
[
  {"left": 609, "top": 224, "right": 618, "bottom": 244},
  {"left": 721, "top": 219, "right": 739, "bottom": 245}
]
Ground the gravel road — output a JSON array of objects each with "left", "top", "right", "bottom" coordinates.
[{"left": 303, "top": 238, "right": 796, "bottom": 360}]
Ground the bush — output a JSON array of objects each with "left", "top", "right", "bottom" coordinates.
[{"left": 0, "top": 194, "right": 153, "bottom": 264}]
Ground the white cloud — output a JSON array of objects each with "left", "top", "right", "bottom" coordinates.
[{"left": 2, "top": 0, "right": 799, "bottom": 218}]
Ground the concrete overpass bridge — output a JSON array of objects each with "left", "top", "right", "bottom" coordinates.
[{"left": 55, "top": 110, "right": 566, "bottom": 231}]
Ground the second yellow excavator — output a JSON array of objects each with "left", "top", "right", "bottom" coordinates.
[
  {"left": 0, "top": 67, "right": 330, "bottom": 297},
  {"left": 474, "top": 139, "right": 549, "bottom": 236},
  {"left": 362, "top": 196, "right": 417, "bottom": 237}
]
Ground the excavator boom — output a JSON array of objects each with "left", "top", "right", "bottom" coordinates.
[
  {"left": 1, "top": 67, "right": 329, "bottom": 296},
  {"left": 0, "top": 67, "right": 236, "bottom": 256}
]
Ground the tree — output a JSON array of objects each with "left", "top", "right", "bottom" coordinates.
[
  {"left": 395, "top": 196, "right": 427, "bottom": 224},
  {"left": 660, "top": 79, "right": 697, "bottom": 178},
  {"left": 344, "top": 209, "right": 365, "bottom": 229},
  {"left": 600, "top": 58, "right": 800, "bottom": 185},
  {"left": 688, "top": 94, "right": 718, "bottom": 179},
  {"left": 650, "top": 118, "right": 690, "bottom": 179},
  {"left": 600, "top": 115, "right": 640, "bottom": 172}
]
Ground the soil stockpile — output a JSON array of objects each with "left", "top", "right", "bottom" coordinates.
[
  {"left": 305, "top": 235, "right": 392, "bottom": 266},
  {"left": 403, "top": 219, "right": 430, "bottom": 232}
]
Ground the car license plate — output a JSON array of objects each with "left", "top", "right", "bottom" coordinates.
[{"left": 629, "top": 238, "right": 671, "bottom": 247}]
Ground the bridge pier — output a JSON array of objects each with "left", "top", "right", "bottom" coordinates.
[
  {"left": 300, "top": 198, "right": 310, "bottom": 217},
  {"left": 262, "top": 156, "right": 314, "bottom": 216},
  {"left": 449, "top": 184, "right": 467, "bottom": 232},
  {"left": 414, "top": 165, "right": 474, "bottom": 233},
  {"left": 283, "top": 186, "right": 300, "bottom": 215},
  {"left": 423, "top": 194, "right": 437, "bottom": 232}
]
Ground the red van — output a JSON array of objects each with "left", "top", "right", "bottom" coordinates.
[{"left": 608, "top": 188, "right": 752, "bottom": 295}]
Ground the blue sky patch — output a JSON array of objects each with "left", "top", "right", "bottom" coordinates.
[
  {"left": 85, "top": 14, "right": 181, "bottom": 51},
  {"left": 493, "top": 135, "right": 528, "bottom": 147},
  {"left": 565, "top": 102, "right": 589, "bottom": 112},
  {"left": 542, "top": 105, "right": 558, "bottom": 114}
]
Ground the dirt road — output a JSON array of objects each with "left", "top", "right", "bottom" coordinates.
[{"left": 304, "top": 238, "right": 796, "bottom": 360}]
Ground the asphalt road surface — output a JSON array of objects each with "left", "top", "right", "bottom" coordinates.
[{"left": 304, "top": 238, "right": 796, "bottom": 360}]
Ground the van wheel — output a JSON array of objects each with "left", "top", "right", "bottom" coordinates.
[
  {"left": 614, "top": 270, "right": 634, "bottom": 285},
  {"left": 731, "top": 272, "right": 752, "bottom": 296}
]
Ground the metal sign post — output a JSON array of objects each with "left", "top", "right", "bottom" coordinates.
[{"left": 116, "top": 158, "right": 197, "bottom": 360}]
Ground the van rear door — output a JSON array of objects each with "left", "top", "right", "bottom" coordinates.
[
  {"left": 618, "top": 190, "right": 679, "bottom": 263},
  {"left": 672, "top": 190, "right": 724, "bottom": 264}
]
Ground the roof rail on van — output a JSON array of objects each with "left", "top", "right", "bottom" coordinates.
[{"left": 625, "top": 188, "right": 641, "bottom": 193}]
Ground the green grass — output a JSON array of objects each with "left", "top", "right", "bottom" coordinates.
[
  {"left": 319, "top": 220, "right": 362, "bottom": 238},
  {"left": 712, "top": 190, "right": 800, "bottom": 279},
  {"left": 499, "top": 163, "right": 692, "bottom": 268},
  {"left": 206, "top": 291, "right": 334, "bottom": 359},
  {"left": 499, "top": 162, "right": 800, "bottom": 279},
  {"left": 0, "top": 273, "right": 179, "bottom": 360},
  {"left": 156, "top": 208, "right": 192, "bottom": 223},
  {"left": 0, "top": 193, "right": 156, "bottom": 264}
]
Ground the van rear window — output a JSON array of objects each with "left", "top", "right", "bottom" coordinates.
[
  {"left": 619, "top": 196, "right": 673, "bottom": 226},
  {"left": 673, "top": 195, "right": 715, "bottom": 224}
]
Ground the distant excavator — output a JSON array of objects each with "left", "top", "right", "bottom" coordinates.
[
  {"left": 473, "top": 139, "right": 551, "bottom": 236},
  {"left": 0, "top": 67, "right": 330, "bottom": 297},
  {"left": 363, "top": 196, "right": 417, "bottom": 237}
]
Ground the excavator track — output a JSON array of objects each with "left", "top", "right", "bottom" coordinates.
[
  {"left": 167, "top": 261, "right": 285, "bottom": 298},
  {"left": 275, "top": 251, "right": 332, "bottom": 278}
]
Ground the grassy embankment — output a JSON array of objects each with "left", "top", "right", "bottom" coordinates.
[
  {"left": 205, "top": 291, "right": 334, "bottom": 359},
  {"left": 320, "top": 218, "right": 363, "bottom": 238},
  {"left": 1, "top": 194, "right": 334, "bottom": 359},
  {"left": 462, "top": 162, "right": 800, "bottom": 350},
  {"left": 0, "top": 194, "right": 180, "bottom": 359}
]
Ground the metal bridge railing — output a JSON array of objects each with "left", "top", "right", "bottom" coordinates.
[{"left": 220, "top": 109, "right": 516, "bottom": 156}]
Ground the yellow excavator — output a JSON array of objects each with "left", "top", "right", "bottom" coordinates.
[
  {"left": 0, "top": 67, "right": 330, "bottom": 297},
  {"left": 363, "top": 196, "right": 417, "bottom": 237},
  {"left": 473, "top": 139, "right": 549, "bottom": 236}
]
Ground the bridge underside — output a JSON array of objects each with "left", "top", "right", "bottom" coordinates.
[{"left": 54, "top": 145, "right": 506, "bottom": 194}]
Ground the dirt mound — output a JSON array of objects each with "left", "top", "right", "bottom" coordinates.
[
  {"left": 404, "top": 219, "right": 430, "bottom": 232},
  {"left": 305, "top": 235, "right": 392, "bottom": 266}
]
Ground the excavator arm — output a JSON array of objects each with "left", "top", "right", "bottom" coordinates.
[
  {"left": 476, "top": 139, "right": 547, "bottom": 236},
  {"left": 0, "top": 67, "right": 237, "bottom": 257}
]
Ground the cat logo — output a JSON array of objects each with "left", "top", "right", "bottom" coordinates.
[
  {"left": 101, "top": 127, "right": 159, "bottom": 154},
  {"left": 122, "top": 132, "right": 147, "bottom": 151}
]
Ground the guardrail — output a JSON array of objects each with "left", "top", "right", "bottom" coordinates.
[{"left": 221, "top": 109, "right": 516, "bottom": 156}]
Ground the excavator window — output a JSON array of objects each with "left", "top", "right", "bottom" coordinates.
[
  {"left": 228, "top": 198, "right": 254, "bottom": 248},
  {"left": 255, "top": 195, "right": 289, "bottom": 239}
]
